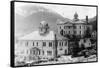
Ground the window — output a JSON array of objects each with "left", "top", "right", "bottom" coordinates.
[
  {"left": 59, "top": 42, "right": 61, "bottom": 46},
  {"left": 74, "top": 31, "right": 76, "bottom": 34},
  {"left": 33, "top": 42, "right": 34, "bottom": 46},
  {"left": 80, "top": 26, "right": 81, "bottom": 29},
  {"left": 80, "top": 31, "right": 81, "bottom": 34},
  {"left": 43, "top": 42, "right": 46, "bottom": 46},
  {"left": 43, "top": 51, "right": 44, "bottom": 55},
  {"left": 63, "top": 31, "right": 65, "bottom": 34},
  {"left": 62, "top": 42, "right": 63, "bottom": 46},
  {"left": 60, "top": 48, "right": 63, "bottom": 50},
  {"left": 33, "top": 50, "right": 35, "bottom": 55},
  {"left": 49, "top": 42, "right": 52, "bottom": 47},
  {"left": 47, "top": 51, "right": 52, "bottom": 55},
  {"left": 65, "top": 42, "right": 67, "bottom": 46},
  {"left": 64, "top": 26, "right": 65, "bottom": 29},
  {"left": 65, "top": 50, "right": 67, "bottom": 54},
  {"left": 60, "top": 26, "right": 61, "bottom": 29},
  {"left": 74, "top": 26, "right": 76, "bottom": 29},
  {"left": 69, "top": 31, "right": 70, "bottom": 34},
  {"left": 38, "top": 51, "right": 40, "bottom": 55},
  {"left": 89, "top": 42, "right": 91, "bottom": 47},
  {"left": 37, "top": 42, "right": 38, "bottom": 46},
  {"left": 84, "top": 39, "right": 86, "bottom": 42}
]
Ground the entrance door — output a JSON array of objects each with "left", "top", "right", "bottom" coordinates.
[{"left": 30, "top": 47, "right": 40, "bottom": 61}]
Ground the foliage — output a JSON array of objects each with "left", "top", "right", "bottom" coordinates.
[{"left": 85, "top": 27, "right": 91, "bottom": 38}]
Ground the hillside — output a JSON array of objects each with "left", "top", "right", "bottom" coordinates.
[
  {"left": 15, "top": 5, "right": 97, "bottom": 37},
  {"left": 89, "top": 16, "right": 97, "bottom": 31},
  {"left": 15, "top": 5, "right": 66, "bottom": 37}
]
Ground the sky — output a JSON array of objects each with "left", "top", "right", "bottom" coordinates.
[{"left": 15, "top": 2, "right": 97, "bottom": 19}]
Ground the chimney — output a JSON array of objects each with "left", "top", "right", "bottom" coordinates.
[{"left": 86, "top": 16, "right": 88, "bottom": 24}]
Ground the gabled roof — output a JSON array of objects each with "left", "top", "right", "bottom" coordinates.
[{"left": 18, "top": 31, "right": 55, "bottom": 40}]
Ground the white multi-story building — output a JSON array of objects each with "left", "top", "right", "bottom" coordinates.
[
  {"left": 57, "top": 12, "right": 92, "bottom": 38},
  {"left": 15, "top": 21, "right": 68, "bottom": 64}
]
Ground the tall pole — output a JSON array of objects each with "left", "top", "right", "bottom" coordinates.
[{"left": 54, "top": 34, "right": 58, "bottom": 58}]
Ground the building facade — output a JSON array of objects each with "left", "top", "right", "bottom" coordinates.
[
  {"left": 15, "top": 21, "right": 69, "bottom": 64},
  {"left": 57, "top": 13, "right": 92, "bottom": 38}
]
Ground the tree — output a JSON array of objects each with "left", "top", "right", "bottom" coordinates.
[
  {"left": 72, "top": 41, "right": 80, "bottom": 57},
  {"left": 85, "top": 27, "right": 91, "bottom": 38},
  {"left": 80, "top": 44, "right": 85, "bottom": 50}
]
